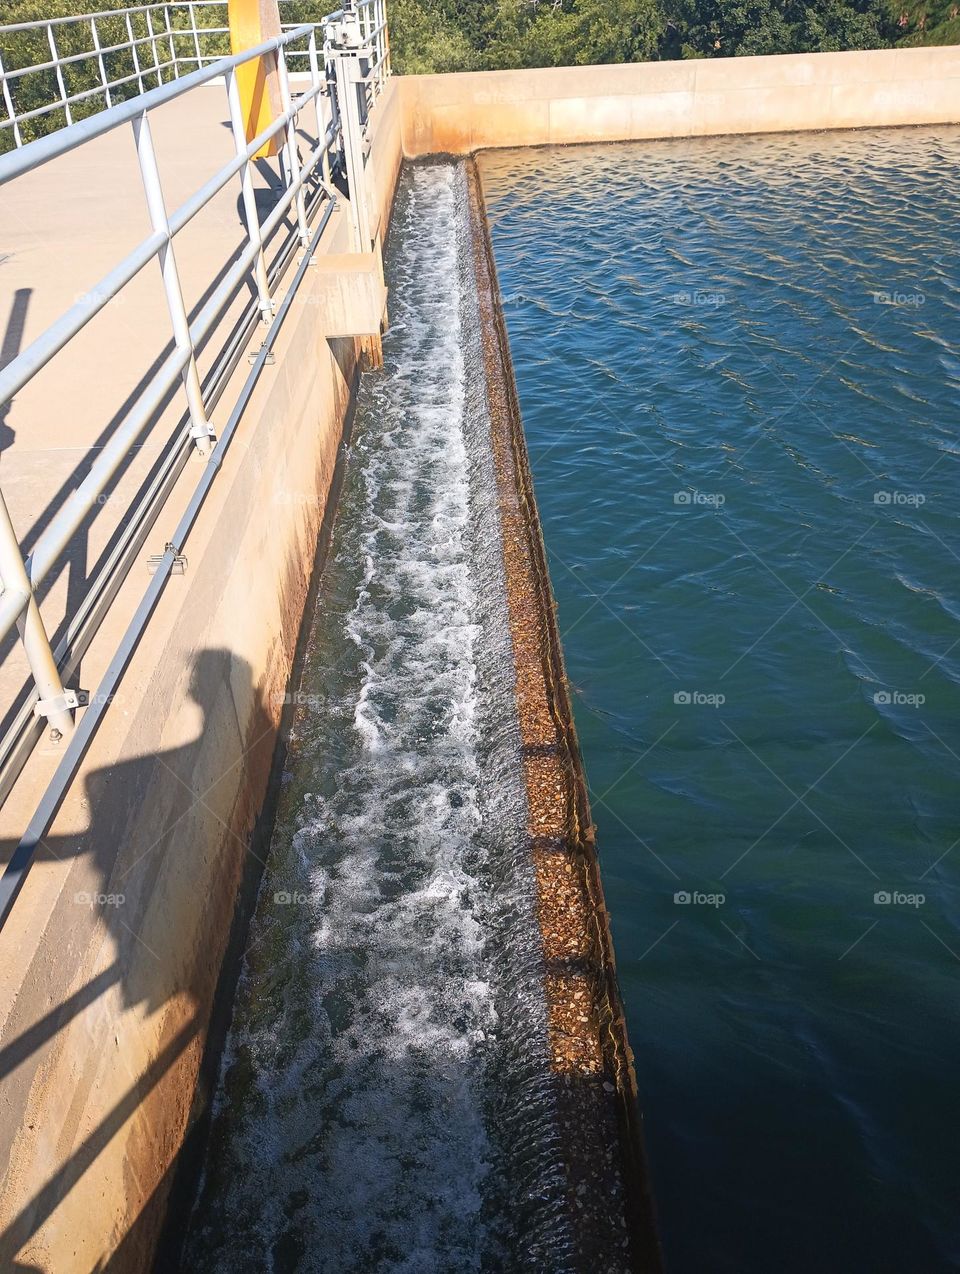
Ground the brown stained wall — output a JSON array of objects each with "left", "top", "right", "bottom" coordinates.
[{"left": 401, "top": 46, "right": 960, "bottom": 156}]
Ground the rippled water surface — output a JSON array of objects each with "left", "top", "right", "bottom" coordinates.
[{"left": 479, "top": 128, "right": 960, "bottom": 1273}]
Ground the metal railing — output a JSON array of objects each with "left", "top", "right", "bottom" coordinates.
[
  {"left": 0, "top": 0, "right": 389, "bottom": 150},
  {"left": 0, "top": 2, "right": 389, "bottom": 925}
]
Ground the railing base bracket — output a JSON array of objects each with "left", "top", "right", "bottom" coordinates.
[
  {"left": 147, "top": 545, "right": 187, "bottom": 576},
  {"left": 33, "top": 689, "right": 79, "bottom": 721}
]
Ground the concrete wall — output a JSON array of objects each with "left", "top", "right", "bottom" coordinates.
[
  {"left": 0, "top": 39, "right": 956, "bottom": 1273},
  {"left": 0, "top": 83, "right": 403, "bottom": 1273},
  {"left": 400, "top": 45, "right": 960, "bottom": 155}
]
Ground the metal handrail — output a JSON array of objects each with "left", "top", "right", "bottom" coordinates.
[
  {"left": 0, "top": 1, "right": 388, "bottom": 149},
  {"left": 0, "top": 3, "right": 388, "bottom": 809},
  {"left": 0, "top": 2, "right": 214, "bottom": 33},
  {"left": 0, "top": 190, "right": 338, "bottom": 930},
  {"left": 0, "top": 2, "right": 226, "bottom": 145}
]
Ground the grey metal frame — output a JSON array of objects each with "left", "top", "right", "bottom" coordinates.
[
  {"left": 0, "top": 1, "right": 389, "bottom": 149},
  {"left": 0, "top": 6, "right": 388, "bottom": 823},
  {"left": 0, "top": 1, "right": 392, "bottom": 926}
]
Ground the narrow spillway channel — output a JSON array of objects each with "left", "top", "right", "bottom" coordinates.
[{"left": 183, "top": 163, "right": 576, "bottom": 1272}]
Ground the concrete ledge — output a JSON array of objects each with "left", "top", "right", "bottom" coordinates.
[
  {"left": 467, "top": 157, "right": 662, "bottom": 1272},
  {"left": 0, "top": 82, "right": 403, "bottom": 1273},
  {"left": 307, "top": 249, "right": 388, "bottom": 338},
  {"left": 399, "top": 45, "right": 960, "bottom": 155}
]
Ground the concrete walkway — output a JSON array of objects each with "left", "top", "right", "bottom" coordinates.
[
  {"left": 0, "top": 65, "right": 390, "bottom": 1270},
  {"left": 0, "top": 81, "right": 308, "bottom": 818}
]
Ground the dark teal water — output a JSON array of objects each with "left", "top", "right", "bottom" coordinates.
[{"left": 479, "top": 127, "right": 960, "bottom": 1274}]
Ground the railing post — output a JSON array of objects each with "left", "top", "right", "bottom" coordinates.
[
  {"left": 90, "top": 18, "right": 113, "bottom": 111},
  {"left": 146, "top": 8, "right": 163, "bottom": 87},
  {"left": 276, "top": 44, "right": 310, "bottom": 249},
  {"left": 382, "top": 0, "right": 391, "bottom": 78},
  {"left": 323, "top": 33, "right": 341, "bottom": 167},
  {"left": 308, "top": 29, "right": 331, "bottom": 187},
  {"left": 188, "top": 1, "right": 203, "bottom": 68},
  {"left": 377, "top": 0, "right": 385, "bottom": 90},
  {"left": 132, "top": 110, "right": 214, "bottom": 455},
  {"left": 371, "top": 0, "right": 379, "bottom": 90},
  {"left": 163, "top": 4, "right": 178, "bottom": 79},
  {"left": 329, "top": 19, "right": 373, "bottom": 253},
  {"left": 225, "top": 66, "right": 274, "bottom": 323},
  {"left": 47, "top": 24, "right": 72, "bottom": 127},
  {"left": 356, "top": 2, "right": 368, "bottom": 107},
  {"left": 126, "top": 11, "right": 144, "bottom": 96},
  {"left": 0, "top": 491, "right": 74, "bottom": 738},
  {"left": 0, "top": 52, "right": 23, "bottom": 150}
]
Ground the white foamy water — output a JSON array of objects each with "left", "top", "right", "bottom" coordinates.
[{"left": 184, "top": 163, "right": 573, "bottom": 1273}]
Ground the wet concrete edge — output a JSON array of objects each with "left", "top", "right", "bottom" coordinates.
[{"left": 465, "top": 157, "right": 663, "bottom": 1274}]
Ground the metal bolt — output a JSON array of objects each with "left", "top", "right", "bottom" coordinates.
[{"left": 49, "top": 728, "right": 62, "bottom": 744}]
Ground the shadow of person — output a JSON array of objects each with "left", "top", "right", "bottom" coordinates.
[{"left": 0, "top": 647, "right": 278, "bottom": 1273}]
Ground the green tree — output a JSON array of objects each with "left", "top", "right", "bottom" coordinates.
[
  {"left": 666, "top": 0, "right": 893, "bottom": 55},
  {"left": 793, "top": 0, "right": 893, "bottom": 50},
  {"left": 483, "top": 0, "right": 663, "bottom": 69},
  {"left": 388, "top": 0, "right": 482, "bottom": 72}
]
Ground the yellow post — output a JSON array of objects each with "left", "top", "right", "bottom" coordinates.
[{"left": 228, "top": 0, "right": 283, "bottom": 158}]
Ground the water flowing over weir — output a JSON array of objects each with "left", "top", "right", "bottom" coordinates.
[{"left": 182, "top": 161, "right": 588, "bottom": 1273}]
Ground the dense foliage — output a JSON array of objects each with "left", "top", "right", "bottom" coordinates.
[
  {"left": 390, "top": 0, "right": 956, "bottom": 69},
  {"left": 0, "top": 0, "right": 955, "bottom": 150}
]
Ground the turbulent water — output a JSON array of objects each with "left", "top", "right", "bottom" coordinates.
[
  {"left": 478, "top": 127, "right": 960, "bottom": 1273},
  {"left": 184, "top": 163, "right": 573, "bottom": 1273}
]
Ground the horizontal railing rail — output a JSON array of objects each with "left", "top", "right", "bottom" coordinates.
[
  {"left": 0, "top": 0, "right": 389, "bottom": 150},
  {"left": 0, "top": 1, "right": 389, "bottom": 898}
]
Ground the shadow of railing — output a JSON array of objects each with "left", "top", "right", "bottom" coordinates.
[{"left": 0, "top": 647, "right": 274, "bottom": 1269}]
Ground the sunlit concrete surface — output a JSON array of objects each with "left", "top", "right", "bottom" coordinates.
[
  {"left": 400, "top": 45, "right": 960, "bottom": 155},
  {"left": 0, "top": 72, "right": 401, "bottom": 1272}
]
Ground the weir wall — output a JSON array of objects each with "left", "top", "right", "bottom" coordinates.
[
  {"left": 0, "top": 42, "right": 956, "bottom": 1271},
  {"left": 400, "top": 45, "right": 960, "bottom": 154}
]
